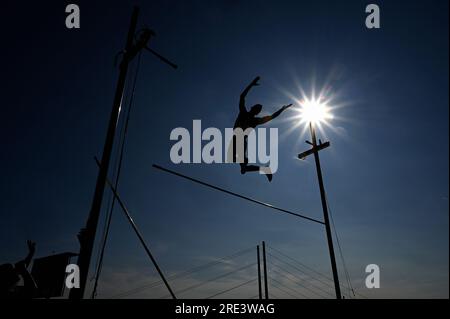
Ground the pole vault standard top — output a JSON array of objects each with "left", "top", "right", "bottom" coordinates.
[{"left": 152, "top": 164, "right": 325, "bottom": 225}]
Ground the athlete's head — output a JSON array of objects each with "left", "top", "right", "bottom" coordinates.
[{"left": 250, "top": 104, "right": 262, "bottom": 116}]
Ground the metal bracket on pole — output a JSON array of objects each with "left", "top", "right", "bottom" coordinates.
[
  {"left": 298, "top": 141, "right": 330, "bottom": 160},
  {"left": 131, "top": 27, "right": 178, "bottom": 69},
  {"left": 145, "top": 45, "right": 178, "bottom": 69}
]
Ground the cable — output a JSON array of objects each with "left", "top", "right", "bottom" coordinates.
[
  {"left": 268, "top": 292, "right": 281, "bottom": 299},
  {"left": 91, "top": 51, "right": 143, "bottom": 299},
  {"left": 269, "top": 254, "right": 333, "bottom": 298},
  {"left": 268, "top": 245, "right": 351, "bottom": 298},
  {"left": 268, "top": 244, "right": 367, "bottom": 299},
  {"left": 267, "top": 251, "right": 337, "bottom": 291},
  {"left": 268, "top": 253, "right": 335, "bottom": 296},
  {"left": 158, "top": 263, "right": 256, "bottom": 299},
  {"left": 91, "top": 52, "right": 136, "bottom": 289},
  {"left": 325, "top": 191, "right": 356, "bottom": 298},
  {"left": 270, "top": 281, "right": 304, "bottom": 299},
  {"left": 269, "top": 276, "right": 310, "bottom": 299},
  {"left": 107, "top": 246, "right": 255, "bottom": 299},
  {"left": 268, "top": 252, "right": 352, "bottom": 299},
  {"left": 268, "top": 245, "right": 334, "bottom": 282},
  {"left": 91, "top": 52, "right": 137, "bottom": 283},
  {"left": 205, "top": 278, "right": 257, "bottom": 299},
  {"left": 272, "top": 269, "right": 327, "bottom": 298},
  {"left": 108, "top": 247, "right": 254, "bottom": 298}
]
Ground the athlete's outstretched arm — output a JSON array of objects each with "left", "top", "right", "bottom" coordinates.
[
  {"left": 257, "top": 103, "right": 293, "bottom": 125},
  {"left": 22, "top": 240, "right": 36, "bottom": 268},
  {"left": 239, "top": 76, "right": 260, "bottom": 112}
]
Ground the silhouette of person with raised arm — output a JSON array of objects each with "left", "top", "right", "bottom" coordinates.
[
  {"left": 231, "top": 76, "right": 292, "bottom": 182},
  {"left": 0, "top": 240, "right": 37, "bottom": 299}
]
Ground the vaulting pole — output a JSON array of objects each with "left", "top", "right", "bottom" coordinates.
[{"left": 70, "top": 7, "right": 140, "bottom": 299}]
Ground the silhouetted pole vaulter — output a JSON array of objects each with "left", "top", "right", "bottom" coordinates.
[
  {"left": 93, "top": 157, "right": 176, "bottom": 299},
  {"left": 71, "top": 6, "right": 177, "bottom": 299},
  {"left": 298, "top": 122, "right": 342, "bottom": 299},
  {"left": 232, "top": 76, "right": 292, "bottom": 182}
]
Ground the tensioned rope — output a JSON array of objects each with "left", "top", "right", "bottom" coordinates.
[
  {"left": 267, "top": 258, "right": 334, "bottom": 298},
  {"left": 270, "top": 264, "right": 329, "bottom": 298},
  {"left": 270, "top": 282, "right": 301, "bottom": 299},
  {"left": 267, "top": 244, "right": 367, "bottom": 299},
  {"left": 92, "top": 51, "right": 143, "bottom": 299},
  {"left": 205, "top": 278, "right": 257, "bottom": 299},
  {"left": 269, "top": 276, "right": 310, "bottom": 299},
  {"left": 107, "top": 246, "right": 255, "bottom": 299},
  {"left": 158, "top": 262, "right": 257, "bottom": 299},
  {"left": 152, "top": 164, "right": 324, "bottom": 225},
  {"left": 325, "top": 191, "right": 356, "bottom": 298}
]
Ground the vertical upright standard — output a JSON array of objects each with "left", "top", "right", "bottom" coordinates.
[
  {"left": 262, "top": 241, "right": 269, "bottom": 299},
  {"left": 70, "top": 7, "right": 140, "bottom": 299},
  {"left": 257, "top": 245, "right": 262, "bottom": 299},
  {"left": 298, "top": 123, "right": 342, "bottom": 299}
]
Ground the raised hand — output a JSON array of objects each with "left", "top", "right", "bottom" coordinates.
[
  {"left": 282, "top": 103, "right": 293, "bottom": 110},
  {"left": 251, "top": 76, "right": 261, "bottom": 86},
  {"left": 27, "top": 240, "right": 36, "bottom": 254},
  {"left": 22, "top": 240, "right": 36, "bottom": 268}
]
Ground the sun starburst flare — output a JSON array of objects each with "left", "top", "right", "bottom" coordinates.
[{"left": 296, "top": 96, "right": 333, "bottom": 125}]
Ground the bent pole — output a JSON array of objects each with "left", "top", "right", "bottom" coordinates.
[{"left": 152, "top": 164, "right": 325, "bottom": 225}]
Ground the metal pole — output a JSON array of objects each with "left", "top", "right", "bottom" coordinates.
[
  {"left": 95, "top": 158, "right": 176, "bottom": 299},
  {"left": 257, "top": 245, "right": 262, "bottom": 299},
  {"left": 70, "top": 7, "right": 140, "bottom": 299},
  {"left": 262, "top": 241, "right": 269, "bottom": 299},
  {"left": 309, "top": 122, "right": 342, "bottom": 299}
]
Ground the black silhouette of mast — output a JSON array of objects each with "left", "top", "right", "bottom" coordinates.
[{"left": 70, "top": 6, "right": 176, "bottom": 299}]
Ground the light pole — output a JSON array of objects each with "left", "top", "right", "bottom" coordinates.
[{"left": 297, "top": 100, "right": 342, "bottom": 299}]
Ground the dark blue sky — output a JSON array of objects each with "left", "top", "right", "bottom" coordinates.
[{"left": 0, "top": 0, "right": 448, "bottom": 298}]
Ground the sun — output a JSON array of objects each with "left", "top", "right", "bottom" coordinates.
[
  {"left": 279, "top": 90, "right": 337, "bottom": 142},
  {"left": 278, "top": 78, "right": 347, "bottom": 142},
  {"left": 297, "top": 96, "right": 333, "bottom": 125}
]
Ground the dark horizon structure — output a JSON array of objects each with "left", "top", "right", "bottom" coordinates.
[
  {"left": 70, "top": 6, "right": 178, "bottom": 299},
  {"left": 69, "top": 7, "right": 141, "bottom": 300}
]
